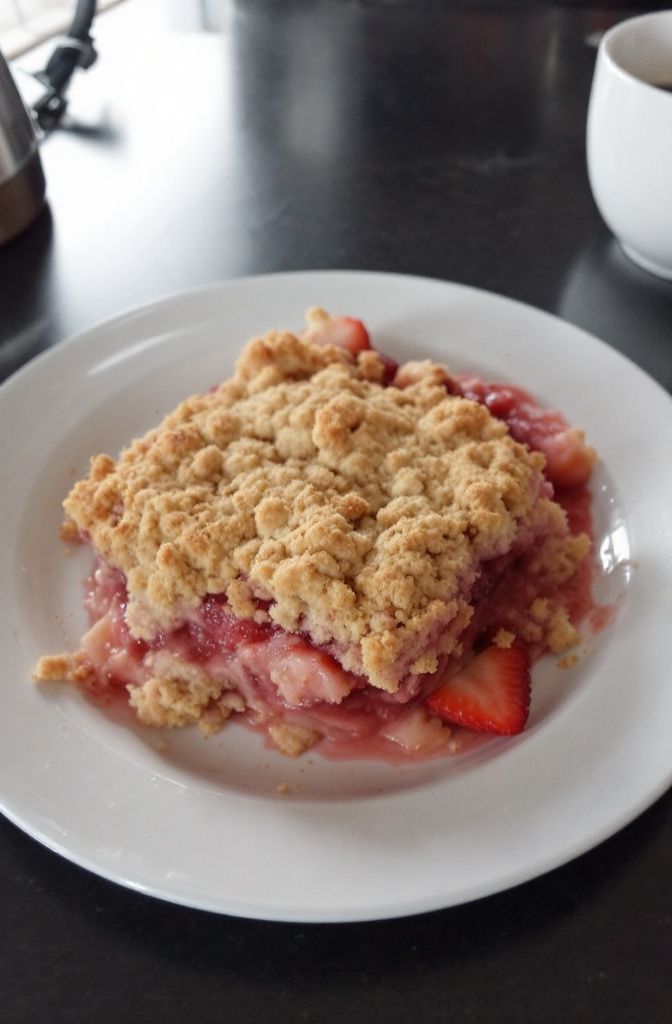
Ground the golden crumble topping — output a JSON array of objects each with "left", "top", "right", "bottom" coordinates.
[
  {"left": 61, "top": 322, "right": 573, "bottom": 692},
  {"left": 34, "top": 652, "right": 94, "bottom": 685}
]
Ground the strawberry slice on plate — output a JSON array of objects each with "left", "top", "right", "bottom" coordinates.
[
  {"left": 305, "top": 314, "right": 371, "bottom": 354},
  {"left": 535, "top": 427, "right": 596, "bottom": 490},
  {"left": 425, "top": 642, "right": 531, "bottom": 735}
]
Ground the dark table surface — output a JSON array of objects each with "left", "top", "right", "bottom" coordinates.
[{"left": 2, "top": 2, "right": 671, "bottom": 1022}]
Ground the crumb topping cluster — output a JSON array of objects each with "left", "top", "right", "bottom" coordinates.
[{"left": 62, "top": 326, "right": 564, "bottom": 691}]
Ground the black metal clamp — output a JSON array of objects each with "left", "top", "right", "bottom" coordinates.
[{"left": 32, "top": 0, "right": 97, "bottom": 129}]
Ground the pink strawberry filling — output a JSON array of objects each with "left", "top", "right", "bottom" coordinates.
[
  {"left": 455, "top": 377, "right": 595, "bottom": 490},
  {"left": 79, "top": 559, "right": 464, "bottom": 760},
  {"left": 78, "top": 507, "right": 591, "bottom": 763}
]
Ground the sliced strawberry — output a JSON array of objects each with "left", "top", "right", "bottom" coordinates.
[
  {"left": 379, "top": 352, "right": 400, "bottom": 386},
  {"left": 425, "top": 642, "right": 531, "bottom": 735},
  {"left": 534, "top": 428, "right": 596, "bottom": 490},
  {"left": 258, "top": 634, "right": 357, "bottom": 707},
  {"left": 483, "top": 386, "right": 517, "bottom": 418},
  {"left": 306, "top": 315, "right": 371, "bottom": 354}
]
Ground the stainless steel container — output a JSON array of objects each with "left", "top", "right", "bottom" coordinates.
[{"left": 0, "top": 49, "right": 46, "bottom": 245}]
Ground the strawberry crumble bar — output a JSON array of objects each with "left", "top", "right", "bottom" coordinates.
[{"left": 35, "top": 309, "right": 596, "bottom": 760}]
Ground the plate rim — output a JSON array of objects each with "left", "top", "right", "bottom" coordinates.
[
  {"left": 3, "top": 268, "right": 672, "bottom": 411},
  {"left": 2, "top": 269, "right": 671, "bottom": 922}
]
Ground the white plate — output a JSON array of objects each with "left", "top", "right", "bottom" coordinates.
[{"left": 1, "top": 271, "right": 671, "bottom": 922}]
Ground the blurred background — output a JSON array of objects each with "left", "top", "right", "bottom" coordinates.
[{"left": 3, "top": 0, "right": 672, "bottom": 58}]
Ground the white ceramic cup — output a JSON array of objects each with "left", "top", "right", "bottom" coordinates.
[{"left": 587, "top": 11, "right": 672, "bottom": 280}]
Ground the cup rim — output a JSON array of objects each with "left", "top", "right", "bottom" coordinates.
[{"left": 600, "top": 9, "right": 672, "bottom": 98}]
